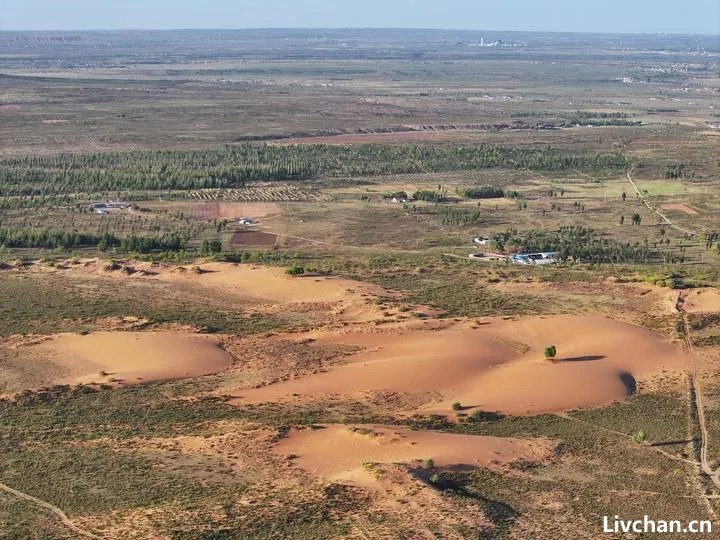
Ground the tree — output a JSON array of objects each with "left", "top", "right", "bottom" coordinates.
[
  {"left": 621, "top": 191, "right": 627, "bottom": 202},
  {"left": 285, "top": 264, "right": 305, "bottom": 276},
  {"left": 201, "top": 239, "right": 222, "bottom": 254},
  {"left": 619, "top": 215, "right": 625, "bottom": 225},
  {"left": 544, "top": 345, "right": 557, "bottom": 361},
  {"left": 633, "top": 430, "right": 648, "bottom": 444},
  {"left": 631, "top": 213, "right": 642, "bottom": 226}
]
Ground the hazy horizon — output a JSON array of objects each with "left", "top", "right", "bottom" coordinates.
[
  {"left": 0, "top": 27, "right": 717, "bottom": 37},
  {"left": 1, "top": 0, "right": 718, "bottom": 35}
]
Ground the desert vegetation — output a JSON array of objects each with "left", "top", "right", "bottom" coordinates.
[{"left": 0, "top": 27, "right": 718, "bottom": 540}]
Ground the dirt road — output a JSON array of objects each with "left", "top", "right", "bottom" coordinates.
[
  {"left": 0, "top": 481, "right": 102, "bottom": 539},
  {"left": 626, "top": 167, "right": 698, "bottom": 237}
]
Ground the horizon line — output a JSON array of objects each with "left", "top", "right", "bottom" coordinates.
[{"left": 0, "top": 26, "right": 717, "bottom": 37}]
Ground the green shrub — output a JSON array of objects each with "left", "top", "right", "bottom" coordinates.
[{"left": 285, "top": 265, "right": 305, "bottom": 276}]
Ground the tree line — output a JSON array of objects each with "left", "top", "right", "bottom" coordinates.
[
  {"left": 462, "top": 186, "right": 505, "bottom": 199},
  {"left": 0, "top": 228, "right": 186, "bottom": 253},
  {"left": 0, "top": 143, "right": 628, "bottom": 196}
]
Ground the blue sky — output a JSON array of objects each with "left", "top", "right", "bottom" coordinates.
[{"left": 0, "top": 0, "right": 718, "bottom": 34}]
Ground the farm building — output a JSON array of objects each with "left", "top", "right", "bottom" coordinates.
[
  {"left": 511, "top": 252, "right": 559, "bottom": 266},
  {"left": 473, "top": 236, "right": 491, "bottom": 246}
]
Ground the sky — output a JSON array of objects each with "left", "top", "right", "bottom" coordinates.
[{"left": 0, "top": 0, "right": 718, "bottom": 34}]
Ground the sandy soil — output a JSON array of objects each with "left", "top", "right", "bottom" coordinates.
[
  {"left": 660, "top": 203, "right": 699, "bottom": 215},
  {"left": 233, "top": 315, "right": 684, "bottom": 415},
  {"left": 159, "top": 263, "right": 389, "bottom": 319},
  {"left": 274, "top": 424, "right": 554, "bottom": 486},
  {"left": 62, "top": 259, "right": 388, "bottom": 321},
  {"left": 679, "top": 288, "right": 720, "bottom": 313},
  {"left": 20, "top": 332, "right": 233, "bottom": 386}
]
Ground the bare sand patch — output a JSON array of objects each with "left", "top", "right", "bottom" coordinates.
[
  {"left": 679, "top": 288, "right": 720, "bottom": 313},
  {"left": 57, "top": 259, "right": 389, "bottom": 325},
  {"left": 233, "top": 316, "right": 684, "bottom": 415},
  {"left": 274, "top": 424, "right": 553, "bottom": 486},
  {"left": 660, "top": 203, "right": 699, "bottom": 215},
  {"left": 65, "top": 259, "right": 386, "bottom": 308},
  {"left": 162, "top": 262, "right": 386, "bottom": 306},
  {"left": 21, "top": 332, "right": 232, "bottom": 386}
]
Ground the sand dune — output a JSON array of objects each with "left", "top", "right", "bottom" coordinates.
[
  {"left": 23, "top": 332, "right": 233, "bottom": 386},
  {"left": 679, "top": 288, "right": 720, "bottom": 314},
  {"left": 275, "top": 424, "right": 553, "bottom": 486},
  {"left": 233, "top": 316, "right": 684, "bottom": 415},
  {"left": 64, "top": 260, "right": 389, "bottom": 322},
  {"left": 170, "top": 263, "right": 383, "bottom": 304},
  {"left": 236, "top": 325, "right": 518, "bottom": 401}
]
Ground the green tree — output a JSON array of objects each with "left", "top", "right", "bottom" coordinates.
[
  {"left": 285, "top": 264, "right": 305, "bottom": 276},
  {"left": 544, "top": 345, "right": 557, "bottom": 361}
]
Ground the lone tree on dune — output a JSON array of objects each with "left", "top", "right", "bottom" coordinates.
[{"left": 544, "top": 345, "right": 557, "bottom": 361}]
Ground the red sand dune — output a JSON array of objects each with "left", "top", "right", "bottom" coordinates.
[
  {"left": 25, "top": 332, "right": 233, "bottom": 386},
  {"left": 274, "top": 424, "right": 554, "bottom": 486},
  {"left": 233, "top": 316, "right": 684, "bottom": 415}
]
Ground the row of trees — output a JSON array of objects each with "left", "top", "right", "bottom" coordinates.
[
  {"left": 440, "top": 207, "right": 483, "bottom": 227},
  {"left": 117, "top": 233, "right": 185, "bottom": 253},
  {"left": 0, "top": 228, "right": 187, "bottom": 254},
  {"left": 462, "top": 186, "right": 505, "bottom": 199},
  {"left": 0, "top": 143, "right": 629, "bottom": 196},
  {"left": 413, "top": 190, "right": 443, "bottom": 202},
  {"left": 0, "top": 228, "right": 109, "bottom": 249},
  {"left": 665, "top": 163, "right": 694, "bottom": 180}
]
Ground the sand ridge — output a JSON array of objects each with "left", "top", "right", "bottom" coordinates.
[
  {"left": 19, "top": 331, "right": 233, "bottom": 387},
  {"left": 57, "top": 259, "right": 391, "bottom": 323},
  {"left": 274, "top": 424, "right": 554, "bottom": 486},
  {"left": 163, "top": 262, "right": 385, "bottom": 304},
  {"left": 232, "top": 315, "right": 685, "bottom": 415}
]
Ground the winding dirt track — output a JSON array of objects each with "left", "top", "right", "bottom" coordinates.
[
  {"left": 680, "top": 311, "right": 720, "bottom": 492},
  {"left": 625, "top": 167, "right": 698, "bottom": 237},
  {"left": 0, "top": 481, "right": 102, "bottom": 538}
]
